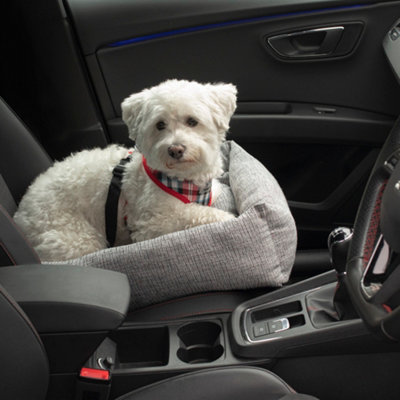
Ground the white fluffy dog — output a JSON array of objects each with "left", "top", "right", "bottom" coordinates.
[{"left": 14, "top": 80, "right": 237, "bottom": 261}]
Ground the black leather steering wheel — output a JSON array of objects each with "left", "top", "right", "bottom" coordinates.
[{"left": 346, "top": 117, "right": 400, "bottom": 341}]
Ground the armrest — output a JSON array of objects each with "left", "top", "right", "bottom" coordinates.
[{"left": 0, "top": 264, "right": 130, "bottom": 333}]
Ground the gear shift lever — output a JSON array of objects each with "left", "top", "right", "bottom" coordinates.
[
  {"left": 328, "top": 227, "right": 357, "bottom": 320},
  {"left": 328, "top": 227, "right": 353, "bottom": 275}
]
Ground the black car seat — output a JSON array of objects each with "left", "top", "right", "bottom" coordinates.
[
  {"left": 0, "top": 98, "right": 52, "bottom": 266},
  {"left": 0, "top": 281, "right": 317, "bottom": 400}
]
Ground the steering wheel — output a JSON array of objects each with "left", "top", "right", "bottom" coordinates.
[{"left": 346, "top": 117, "right": 400, "bottom": 341}]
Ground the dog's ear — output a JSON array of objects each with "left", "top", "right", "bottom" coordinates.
[
  {"left": 121, "top": 91, "right": 148, "bottom": 141},
  {"left": 207, "top": 83, "right": 237, "bottom": 135}
]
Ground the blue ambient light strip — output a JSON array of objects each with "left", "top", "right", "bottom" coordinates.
[{"left": 107, "top": 4, "right": 366, "bottom": 48}]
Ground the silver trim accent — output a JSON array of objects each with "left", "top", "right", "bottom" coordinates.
[
  {"left": 270, "top": 317, "right": 290, "bottom": 333},
  {"left": 97, "top": 357, "right": 107, "bottom": 370},
  {"left": 328, "top": 226, "right": 353, "bottom": 248}
]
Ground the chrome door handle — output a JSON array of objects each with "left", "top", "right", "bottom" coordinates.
[{"left": 268, "top": 26, "right": 344, "bottom": 59}]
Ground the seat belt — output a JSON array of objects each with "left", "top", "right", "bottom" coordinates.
[{"left": 105, "top": 155, "right": 132, "bottom": 247}]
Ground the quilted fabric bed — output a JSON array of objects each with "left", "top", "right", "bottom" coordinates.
[{"left": 58, "top": 141, "right": 297, "bottom": 308}]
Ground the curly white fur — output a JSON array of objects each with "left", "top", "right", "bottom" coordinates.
[{"left": 14, "top": 80, "right": 237, "bottom": 261}]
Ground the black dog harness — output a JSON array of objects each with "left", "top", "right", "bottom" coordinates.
[{"left": 105, "top": 154, "right": 132, "bottom": 247}]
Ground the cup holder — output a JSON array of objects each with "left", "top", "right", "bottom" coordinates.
[{"left": 177, "top": 321, "right": 224, "bottom": 364}]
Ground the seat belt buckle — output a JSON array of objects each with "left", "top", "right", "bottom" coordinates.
[{"left": 75, "top": 367, "right": 112, "bottom": 400}]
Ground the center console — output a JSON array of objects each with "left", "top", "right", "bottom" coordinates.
[
  {"left": 2, "top": 258, "right": 400, "bottom": 400},
  {"left": 75, "top": 264, "right": 400, "bottom": 400}
]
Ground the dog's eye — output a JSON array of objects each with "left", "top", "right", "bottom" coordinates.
[
  {"left": 156, "top": 121, "right": 166, "bottom": 131},
  {"left": 187, "top": 117, "right": 198, "bottom": 127}
]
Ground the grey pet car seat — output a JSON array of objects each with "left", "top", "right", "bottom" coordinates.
[{"left": 57, "top": 141, "right": 297, "bottom": 308}]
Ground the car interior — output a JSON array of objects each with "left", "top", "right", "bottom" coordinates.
[{"left": 2, "top": 0, "right": 400, "bottom": 399}]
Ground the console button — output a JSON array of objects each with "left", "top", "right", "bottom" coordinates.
[
  {"left": 390, "top": 28, "right": 400, "bottom": 41},
  {"left": 268, "top": 318, "right": 290, "bottom": 333},
  {"left": 253, "top": 322, "right": 269, "bottom": 337},
  {"left": 384, "top": 150, "right": 400, "bottom": 173}
]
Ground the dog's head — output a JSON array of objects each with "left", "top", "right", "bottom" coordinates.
[{"left": 121, "top": 79, "right": 237, "bottom": 183}]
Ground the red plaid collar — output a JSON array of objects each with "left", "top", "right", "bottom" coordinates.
[{"left": 142, "top": 156, "right": 212, "bottom": 206}]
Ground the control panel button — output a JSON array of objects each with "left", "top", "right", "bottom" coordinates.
[
  {"left": 390, "top": 28, "right": 400, "bottom": 41},
  {"left": 268, "top": 318, "right": 290, "bottom": 333},
  {"left": 253, "top": 322, "right": 269, "bottom": 337},
  {"left": 384, "top": 150, "right": 400, "bottom": 173}
]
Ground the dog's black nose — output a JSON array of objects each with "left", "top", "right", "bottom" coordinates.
[{"left": 168, "top": 144, "right": 186, "bottom": 160}]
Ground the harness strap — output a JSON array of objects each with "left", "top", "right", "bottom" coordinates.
[{"left": 105, "top": 154, "right": 132, "bottom": 247}]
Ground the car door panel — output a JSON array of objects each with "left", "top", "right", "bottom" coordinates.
[{"left": 65, "top": 0, "right": 382, "bottom": 56}]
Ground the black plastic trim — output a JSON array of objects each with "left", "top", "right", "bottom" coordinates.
[
  {"left": 230, "top": 103, "right": 394, "bottom": 145},
  {"left": 107, "top": 102, "right": 394, "bottom": 145}
]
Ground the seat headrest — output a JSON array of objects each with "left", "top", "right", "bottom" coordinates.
[{"left": 0, "top": 98, "right": 52, "bottom": 204}]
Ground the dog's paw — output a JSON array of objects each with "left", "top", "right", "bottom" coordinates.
[
  {"left": 211, "top": 208, "right": 236, "bottom": 223},
  {"left": 192, "top": 206, "right": 235, "bottom": 226}
]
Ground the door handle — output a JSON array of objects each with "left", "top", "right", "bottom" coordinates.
[{"left": 267, "top": 26, "right": 344, "bottom": 59}]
